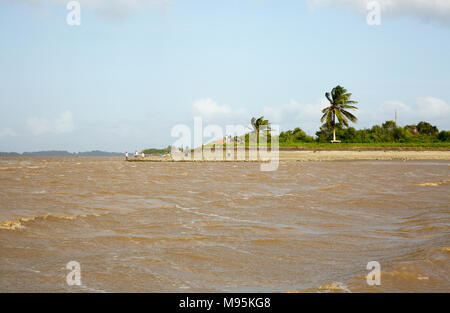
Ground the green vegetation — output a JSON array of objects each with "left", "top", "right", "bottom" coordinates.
[
  {"left": 277, "top": 120, "right": 449, "bottom": 148},
  {"left": 141, "top": 146, "right": 171, "bottom": 155},
  {"left": 438, "top": 131, "right": 450, "bottom": 142},
  {"left": 250, "top": 116, "right": 271, "bottom": 136},
  {"left": 274, "top": 85, "right": 448, "bottom": 149},
  {"left": 313, "top": 121, "right": 448, "bottom": 143},
  {"left": 202, "top": 118, "right": 449, "bottom": 150},
  {"left": 279, "top": 127, "right": 314, "bottom": 143},
  {"left": 249, "top": 116, "right": 271, "bottom": 144},
  {"left": 144, "top": 85, "right": 449, "bottom": 151},
  {"left": 278, "top": 142, "right": 450, "bottom": 149}
]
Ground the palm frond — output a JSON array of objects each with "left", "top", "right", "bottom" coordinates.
[
  {"left": 335, "top": 110, "right": 348, "bottom": 127},
  {"left": 326, "top": 111, "right": 332, "bottom": 125},
  {"left": 340, "top": 104, "right": 358, "bottom": 110},
  {"left": 341, "top": 109, "right": 358, "bottom": 123},
  {"left": 325, "top": 92, "right": 333, "bottom": 104}
]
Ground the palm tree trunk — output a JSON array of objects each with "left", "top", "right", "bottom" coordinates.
[
  {"left": 256, "top": 129, "right": 260, "bottom": 160},
  {"left": 332, "top": 112, "right": 336, "bottom": 141}
]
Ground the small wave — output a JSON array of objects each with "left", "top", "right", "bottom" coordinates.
[
  {"left": 317, "top": 281, "right": 352, "bottom": 293},
  {"left": 379, "top": 270, "right": 430, "bottom": 282},
  {"left": 417, "top": 179, "right": 450, "bottom": 187},
  {"left": 317, "top": 184, "right": 347, "bottom": 191},
  {"left": 0, "top": 212, "right": 105, "bottom": 231},
  {"left": 95, "top": 234, "right": 207, "bottom": 244},
  {"left": 251, "top": 238, "right": 285, "bottom": 245},
  {"left": 0, "top": 220, "right": 25, "bottom": 230},
  {"left": 77, "top": 284, "right": 107, "bottom": 293},
  {"left": 284, "top": 281, "right": 352, "bottom": 293}
]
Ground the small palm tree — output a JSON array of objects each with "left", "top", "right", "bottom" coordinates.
[
  {"left": 250, "top": 116, "right": 271, "bottom": 146},
  {"left": 321, "top": 85, "right": 358, "bottom": 142},
  {"left": 249, "top": 116, "right": 271, "bottom": 160},
  {"left": 250, "top": 117, "right": 271, "bottom": 137}
]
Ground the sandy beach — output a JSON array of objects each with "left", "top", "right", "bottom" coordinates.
[
  {"left": 130, "top": 150, "right": 450, "bottom": 162},
  {"left": 277, "top": 150, "right": 450, "bottom": 161}
]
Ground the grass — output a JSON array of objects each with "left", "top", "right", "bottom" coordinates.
[
  {"left": 278, "top": 142, "right": 450, "bottom": 149},
  {"left": 201, "top": 141, "right": 450, "bottom": 150}
]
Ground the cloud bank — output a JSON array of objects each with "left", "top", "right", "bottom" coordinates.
[
  {"left": 374, "top": 96, "right": 450, "bottom": 127},
  {"left": 263, "top": 96, "right": 450, "bottom": 135},
  {"left": 308, "top": 0, "right": 450, "bottom": 24},
  {"left": 6, "top": 0, "right": 450, "bottom": 23},
  {"left": 192, "top": 96, "right": 450, "bottom": 137},
  {"left": 0, "top": 128, "right": 17, "bottom": 138},
  {"left": 1, "top": 0, "right": 171, "bottom": 17},
  {"left": 263, "top": 99, "right": 327, "bottom": 135},
  {"left": 77, "top": 0, "right": 170, "bottom": 16},
  {"left": 27, "top": 111, "right": 74, "bottom": 135},
  {"left": 193, "top": 98, "right": 249, "bottom": 123}
]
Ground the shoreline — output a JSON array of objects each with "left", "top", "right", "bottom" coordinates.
[{"left": 128, "top": 150, "right": 450, "bottom": 162}]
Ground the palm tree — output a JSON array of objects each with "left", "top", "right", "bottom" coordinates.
[
  {"left": 250, "top": 117, "right": 271, "bottom": 136},
  {"left": 321, "top": 85, "right": 358, "bottom": 142},
  {"left": 248, "top": 116, "right": 271, "bottom": 160},
  {"left": 250, "top": 117, "right": 271, "bottom": 145}
]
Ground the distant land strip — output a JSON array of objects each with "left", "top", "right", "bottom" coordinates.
[{"left": 0, "top": 150, "right": 123, "bottom": 157}]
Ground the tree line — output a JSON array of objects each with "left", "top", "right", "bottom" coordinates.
[
  {"left": 273, "top": 85, "right": 449, "bottom": 144},
  {"left": 279, "top": 120, "right": 449, "bottom": 144}
]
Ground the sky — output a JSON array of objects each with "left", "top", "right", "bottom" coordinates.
[{"left": 0, "top": 0, "right": 449, "bottom": 152}]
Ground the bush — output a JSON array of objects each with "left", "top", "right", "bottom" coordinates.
[
  {"left": 280, "top": 127, "right": 314, "bottom": 143},
  {"left": 417, "top": 121, "right": 439, "bottom": 136},
  {"left": 244, "top": 120, "right": 448, "bottom": 145},
  {"left": 438, "top": 131, "right": 450, "bottom": 142}
]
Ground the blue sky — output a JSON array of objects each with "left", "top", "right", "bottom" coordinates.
[{"left": 0, "top": 0, "right": 449, "bottom": 152}]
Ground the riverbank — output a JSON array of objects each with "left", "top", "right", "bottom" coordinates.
[
  {"left": 275, "top": 150, "right": 450, "bottom": 161},
  {"left": 277, "top": 143, "right": 450, "bottom": 150},
  {"left": 128, "top": 150, "right": 450, "bottom": 162},
  {"left": 199, "top": 142, "right": 450, "bottom": 150}
]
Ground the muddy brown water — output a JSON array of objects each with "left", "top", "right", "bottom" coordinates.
[{"left": 0, "top": 157, "right": 448, "bottom": 292}]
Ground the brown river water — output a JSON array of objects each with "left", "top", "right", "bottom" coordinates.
[{"left": 0, "top": 157, "right": 449, "bottom": 292}]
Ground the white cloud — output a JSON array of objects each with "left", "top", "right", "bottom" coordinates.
[
  {"left": 263, "top": 99, "right": 326, "bottom": 124},
  {"left": 78, "top": 0, "right": 170, "bottom": 16},
  {"left": 0, "top": 128, "right": 17, "bottom": 137},
  {"left": 27, "top": 110, "right": 74, "bottom": 135},
  {"left": 192, "top": 98, "right": 328, "bottom": 136},
  {"left": 193, "top": 98, "right": 232, "bottom": 117},
  {"left": 4, "top": 0, "right": 171, "bottom": 17},
  {"left": 6, "top": 0, "right": 450, "bottom": 23},
  {"left": 263, "top": 99, "right": 328, "bottom": 135},
  {"left": 308, "top": 0, "right": 450, "bottom": 24},
  {"left": 54, "top": 111, "right": 74, "bottom": 133},
  {"left": 372, "top": 96, "right": 450, "bottom": 127},
  {"left": 416, "top": 96, "right": 450, "bottom": 117},
  {"left": 192, "top": 98, "right": 249, "bottom": 123},
  {"left": 264, "top": 96, "right": 450, "bottom": 134}
]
